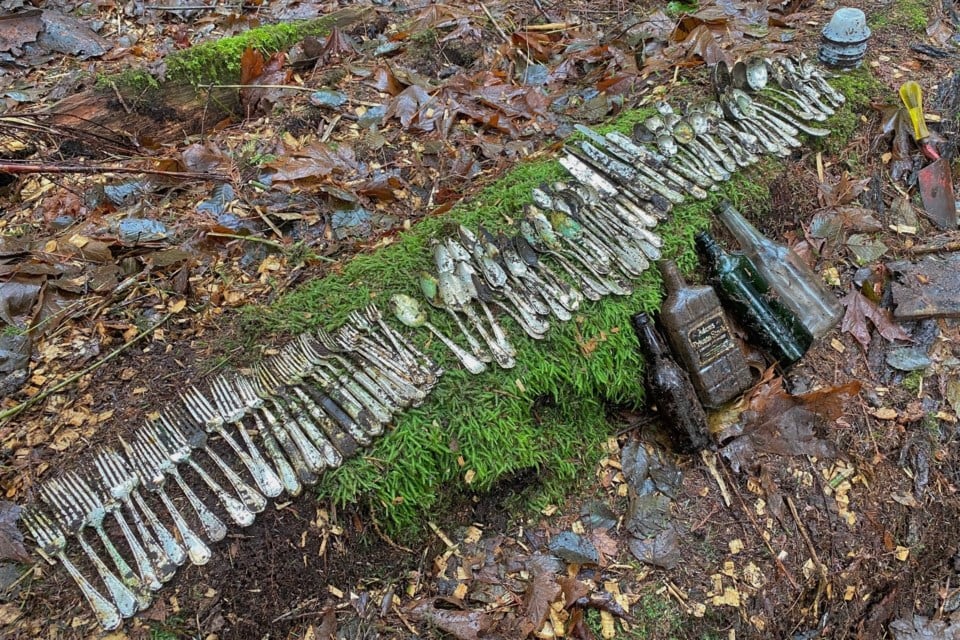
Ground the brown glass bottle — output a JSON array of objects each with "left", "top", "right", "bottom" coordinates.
[
  {"left": 657, "top": 260, "right": 753, "bottom": 408},
  {"left": 631, "top": 312, "right": 710, "bottom": 452}
]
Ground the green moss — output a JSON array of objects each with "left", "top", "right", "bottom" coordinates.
[
  {"left": 229, "top": 101, "right": 787, "bottom": 532},
  {"left": 903, "top": 370, "right": 923, "bottom": 394},
  {"left": 666, "top": 1, "right": 700, "bottom": 17},
  {"left": 166, "top": 7, "right": 363, "bottom": 86},
  {"left": 96, "top": 68, "right": 160, "bottom": 93},
  {"left": 816, "top": 67, "right": 886, "bottom": 156},
  {"left": 894, "top": 0, "right": 930, "bottom": 32}
]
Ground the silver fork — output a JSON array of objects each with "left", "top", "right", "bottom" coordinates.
[
  {"left": 266, "top": 354, "right": 363, "bottom": 456},
  {"left": 338, "top": 323, "right": 426, "bottom": 389},
  {"left": 142, "top": 422, "right": 255, "bottom": 528},
  {"left": 314, "top": 327, "right": 410, "bottom": 409},
  {"left": 271, "top": 351, "right": 377, "bottom": 443},
  {"left": 120, "top": 437, "right": 211, "bottom": 566},
  {"left": 208, "top": 374, "right": 284, "bottom": 498},
  {"left": 94, "top": 449, "right": 178, "bottom": 584},
  {"left": 347, "top": 309, "right": 430, "bottom": 386},
  {"left": 233, "top": 375, "right": 316, "bottom": 489},
  {"left": 294, "top": 334, "right": 397, "bottom": 422},
  {"left": 180, "top": 385, "right": 283, "bottom": 499},
  {"left": 364, "top": 303, "right": 442, "bottom": 381},
  {"left": 21, "top": 507, "right": 123, "bottom": 630},
  {"left": 37, "top": 483, "right": 140, "bottom": 618},
  {"left": 97, "top": 447, "right": 185, "bottom": 568},
  {"left": 254, "top": 363, "right": 342, "bottom": 470},
  {"left": 216, "top": 374, "right": 303, "bottom": 496},
  {"left": 130, "top": 433, "right": 227, "bottom": 542},
  {"left": 41, "top": 473, "right": 153, "bottom": 607},
  {"left": 156, "top": 411, "right": 267, "bottom": 515}
]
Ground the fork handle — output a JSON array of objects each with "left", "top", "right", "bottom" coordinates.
[
  {"left": 92, "top": 524, "right": 149, "bottom": 611},
  {"left": 168, "top": 468, "right": 228, "bottom": 541},
  {"left": 75, "top": 533, "right": 139, "bottom": 618},
  {"left": 183, "top": 459, "right": 255, "bottom": 528},
  {"left": 202, "top": 438, "right": 268, "bottom": 513},
  {"left": 214, "top": 425, "right": 282, "bottom": 500},
  {"left": 232, "top": 422, "right": 284, "bottom": 498},
  {"left": 120, "top": 498, "right": 174, "bottom": 582},
  {"left": 110, "top": 511, "right": 163, "bottom": 591},
  {"left": 132, "top": 490, "right": 186, "bottom": 567},
  {"left": 153, "top": 489, "right": 211, "bottom": 566},
  {"left": 55, "top": 551, "right": 123, "bottom": 630},
  {"left": 257, "top": 406, "right": 318, "bottom": 487},
  {"left": 252, "top": 413, "right": 302, "bottom": 497}
]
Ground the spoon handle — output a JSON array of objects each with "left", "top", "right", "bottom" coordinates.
[{"left": 424, "top": 322, "right": 488, "bottom": 374}]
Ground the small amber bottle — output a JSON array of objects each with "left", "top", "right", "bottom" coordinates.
[
  {"left": 631, "top": 312, "right": 711, "bottom": 452},
  {"left": 657, "top": 260, "right": 753, "bottom": 408}
]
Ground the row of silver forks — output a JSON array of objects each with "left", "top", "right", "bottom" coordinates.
[{"left": 22, "top": 304, "right": 440, "bottom": 630}]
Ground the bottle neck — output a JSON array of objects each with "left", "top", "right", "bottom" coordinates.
[
  {"left": 695, "top": 231, "right": 724, "bottom": 264},
  {"left": 718, "top": 201, "right": 763, "bottom": 248},
  {"left": 631, "top": 313, "right": 669, "bottom": 359},
  {"left": 657, "top": 260, "right": 687, "bottom": 294}
]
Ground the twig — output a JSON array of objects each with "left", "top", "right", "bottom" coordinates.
[
  {"left": 531, "top": 0, "right": 555, "bottom": 22},
  {"left": 205, "top": 231, "right": 287, "bottom": 250},
  {"left": 903, "top": 239, "right": 960, "bottom": 254},
  {"left": 786, "top": 495, "right": 829, "bottom": 615},
  {"left": 479, "top": 2, "right": 536, "bottom": 67},
  {"left": 0, "top": 313, "right": 172, "bottom": 427},
  {"left": 700, "top": 449, "right": 732, "bottom": 507},
  {"left": 0, "top": 162, "right": 230, "bottom": 181},
  {"left": 718, "top": 455, "right": 800, "bottom": 590}
]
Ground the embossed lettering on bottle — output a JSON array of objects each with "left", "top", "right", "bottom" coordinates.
[{"left": 657, "top": 260, "right": 753, "bottom": 408}]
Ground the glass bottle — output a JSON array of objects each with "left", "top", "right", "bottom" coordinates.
[
  {"left": 717, "top": 201, "right": 843, "bottom": 339},
  {"left": 657, "top": 260, "right": 753, "bottom": 408},
  {"left": 695, "top": 231, "right": 812, "bottom": 365},
  {"left": 631, "top": 312, "right": 710, "bottom": 452}
]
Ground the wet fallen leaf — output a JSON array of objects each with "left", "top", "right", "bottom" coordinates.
[
  {"left": 0, "top": 10, "right": 42, "bottom": 56},
  {"left": 521, "top": 554, "right": 562, "bottom": 637},
  {"left": 720, "top": 377, "right": 860, "bottom": 472},
  {"left": 871, "top": 407, "right": 898, "bottom": 420},
  {"left": 840, "top": 287, "right": 911, "bottom": 349},
  {"left": 0, "top": 501, "right": 29, "bottom": 563},
  {"left": 889, "top": 614, "right": 960, "bottom": 639},
  {"left": 946, "top": 378, "right": 960, "bottom": 416},
  {"left": 846, "top": 233, "right": 888, "bottom": 264},
  {"left": 407, "top": 598, "right": 493, "bottom": 640}
]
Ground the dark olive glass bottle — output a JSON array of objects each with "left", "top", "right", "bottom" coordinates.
[
  {"left": 694, "top": 232, "right": 812, "bottom": 365},
  {"left": 657, "top": 260, "right": 753, "bottom": 408},
  {"left": 631, "top": 312, "right": 710, "bottom": 452}
]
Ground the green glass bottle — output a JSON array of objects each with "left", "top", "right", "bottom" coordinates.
[
  {"left": 657, "top": 260, "right": 753, "bottom": 408},
  {"left": 631, "top": 312, "right": 710, "bottom": 452},
  {"left": 695, "top": 232, "right": 812, "bottom": 365},
  {"left": 717, "top": 201, "right": 843, "bottom": 339}
]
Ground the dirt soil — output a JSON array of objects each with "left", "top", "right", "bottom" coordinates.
[{"left": 1, "top": 0, "right": 960, "bottom": 638}]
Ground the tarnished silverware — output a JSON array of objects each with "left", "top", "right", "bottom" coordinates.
[
  {"left": 119, "top": 437, "right": 212, "bottom": 565},
  {"left": 22, "top": 507, "right": 123, "bottom": 629},
  {"left": 38, "top": 480, "right": 142, "bottom": 617}
]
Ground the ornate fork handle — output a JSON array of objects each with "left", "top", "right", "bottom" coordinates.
[
  {"left": 166, "top": 466, "right": 228, "bottom": 542},
  {"left": 129, "top": 490, "right": 186, "bottom": 567},
  {"left": 219, "top": 423, "right": 283, "bottom": 498},
  {"left": 56, "top": 549, "right": 123, "bottom": 629},
  {"left": 181, "top": 457, "right": 255, "bottom": 528},
  {"left": 249, "top": 412, "right": 302, "bottom": 496},
  {"left": 106, "top": 508, "right": 163, "bottom": 593},
  {"left": 75, "top": 531, "right": 141, "bottom": 617},
  {"left": 145, "top": 489, "right": 212, "bottom": 565}
]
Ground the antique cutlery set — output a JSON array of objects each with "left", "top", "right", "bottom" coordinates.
[
  {"left": 392, "top": 54, "right": 842, "bottom": 371},
  {"left": 22, "top": 307, "right": 439, "bottom": 630},
  {"left": 22, "top": 55, "right": 842, "bottom": 629}
]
